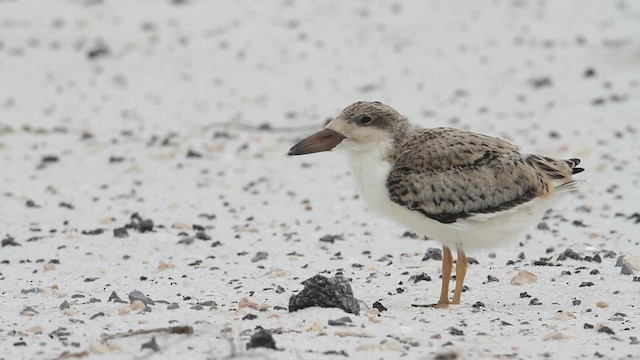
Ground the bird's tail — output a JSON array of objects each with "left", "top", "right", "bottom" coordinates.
[{"left": 526, "top": 155, "right": 585, "bottom": 192}]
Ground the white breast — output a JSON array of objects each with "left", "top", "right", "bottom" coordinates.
[{"left": 345, "top": 142, "right": 552, "bottom": 251}]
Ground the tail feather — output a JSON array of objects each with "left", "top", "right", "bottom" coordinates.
[
  {"left": 566, "top": 158, "right": 584, "bottom": 174},
  {"left": 555, "top": 180, "right": 584, "bottom": 192}
]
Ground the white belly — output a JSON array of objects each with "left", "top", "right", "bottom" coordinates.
[{"left": 347, "top": 149, "right": 551, "bottom": 251}]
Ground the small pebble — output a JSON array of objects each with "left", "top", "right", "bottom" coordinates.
[{"left": 511, "top": 270, "right": 538, "bottom": 285}]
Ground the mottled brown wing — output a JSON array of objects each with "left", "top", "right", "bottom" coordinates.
[{"left": 386, "top": 128, "right": 546, "bottom": 223}]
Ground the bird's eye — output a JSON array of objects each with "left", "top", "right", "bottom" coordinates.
[{"left": 358, "top": 115, "right": 373, "bottom": 126}]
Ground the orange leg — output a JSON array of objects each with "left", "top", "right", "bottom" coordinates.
[
  {"left": 452, "top": 246, "right": 468, "bottom": 304},
  {"left": 435, "top": 246, "right": 453, "bottom": 308}
]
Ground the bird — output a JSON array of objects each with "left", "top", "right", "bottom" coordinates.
[{"left": 288, "top": 101, "right": 584, "bottom": 308}]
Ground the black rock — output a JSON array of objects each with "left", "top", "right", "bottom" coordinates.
[
  {"left": 87, "top": 42, "right": 110, "bottom": 60},
  {"left": 328, "top": 316, "right": 352, "bottom": 326},
  {"left": 529, "top": 298, "right": 542, "bottom": 305},
  {"left": 89, "top": 312, "right": 104, "bottom": 320},
  {"left": 113, "top": 227, "right": 129, "bottom": 238},
  {"left": 558, "top": 248, "right": 582, "bottom": 261},
  {"left": 59, "top": 300, "right": 71, "bottom": 310},
  {"left": 528, "top": 76, "right": 552, "bottom": 88},
  {"left": 107, "top": 291, "right": 127, "bottom": 303},
  {"left": 2, "top": 237, "right": 21, "bottom": 247},
  {"left": 288, "top": 274, "right": 360, "bottom": 315},
  {"left": 319, "top": 234, "right": 343, "bottom": 243},
  {"left": 246, "top": 327, "right": 277, "bottom": 350},
  {"left": 409, "top": 272, "right": 432, "bottom": 283},
  {"left": 448, "top": 327, "right": 464, "bottom": 336},
  {"left": 125, "top": 213, "right": 154, "bottom": 233},
  {"left": 484, "top": 275, "right": 499, "bottom": 283},
  {"left": 251, "top": 252, "right": 268, "bottom": 263},
  {"left": 242, "top": 313, "right": 258, "bottom": 321},
  {"left": 141, "top": 336, "right": 160, "bottom": 352},
  {"left": 472, "top": 301, "right": 485, "bottom": 309},
  {"left": 82, "top": 228, "right": 104, "bottom": 236},
  {"left": 598, "top": 326, "right": 615, "bottom": 335},
  {"left": 422, "top": 247, "right": 442, "bottom": 261},
  {"left": 128, "top": 290, "right": 154, "bottom": 305},
  {"left": 621, "top": 263, "right": 634, "bottom": 275},
  {"left": 372, "top": 301, "right": 388, "bottom": 312}
]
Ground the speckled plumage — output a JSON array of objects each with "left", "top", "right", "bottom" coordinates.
[{"left": 289, "top": 101, "right": 584, "bottom": 307}]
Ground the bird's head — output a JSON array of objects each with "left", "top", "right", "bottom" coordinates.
[{"left": 288, "top": 101, "right": 409, "bottom": 156}]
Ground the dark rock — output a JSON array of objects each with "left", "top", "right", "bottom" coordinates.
[
  {"left": 448, "top": 327, "right": 464, "bottom": 336},
  {"left": 289, "top": 274, "right": 360, "bottom": 315},
  {"left": 583, "top": 67, "right": 597, "bottom": 78},
  {"left": 141, "top": 336, "right": 160, "bottom": 352},
  {"left": 319, "top": 234, "right": 343, "bottom": 243},
  {"left": 125, "top": 213, "right": 154, "bottom": 233},
  {"left": 328, "top": 316, "right": 352, "bottom": 326},
  {"left": 242, "top": 313, "right": 258, "bottom": 320},
  {"left": 584, "top": 323, "right": 594, "bottom": 329},
  {"left": 186, "top": 149, "right": 202, "bottom": 158},
  {"left": 572, "top": 299, "right": 582, "bottom": 306},
  {"left": 537, "top": 222, "right": 550, "bottom": 231},
  {"left": 529, "top": 298, "right": 542, "bottom": 305},
  {"left": 59, "top": 202, "right": 74, "bottom": 209},
  {"left": 621, "top": 263, "right": 634, "bottom": 275},
  {"left": 558, "top": 248, "right": 582, "bottom": 261},
  {"left": 167, "top": 303, "right": 179, "bottom": 310},
  {"left": 251, "top": 252, "right": 268, "bottom": 263},
  {"left": 87, "top": 42, "right": 110, "bottom": 60},
  {"left": 20, "top": 306, "right": 39, "bottom": 315},
  {"left": 178, "top": 237, "right": 194, "bottom": 245},
  {"left": 81, "top": 228, "right": 104, "bottom": 235},
  {"left": 422, "top": 247, "right": 442, "bottom": 261},
  {"left": 20, "top": 287, "right": 42, "bottom": 294},
  {"left": 113, "top": 227, "right": 129, "bottom": 238},
  {"left": 195, "top": 232, "right": 210, "bottom": 240},
  {"left": 484, "top": 275, "right": 499, "bottom": 283},
  {"left": 409, "top": 272, "right": 432, "bottom": 283},
  {"left": 372, "top": 301, "right": 387, "bottom": 312},
  {"left": 128, "top": 290, "right": 154, "bottom": 305},
  {"left": 579, "top": 282, "right": 594, "bottom": 287},
  {"left": 246, "top": 327, "right": 277, "bottom": 350},
  {"left": 89, "top": 312, "right": 104, "bottom": 320},
  {"left": 472, "top": 301, "right": 485, "bottom": 309},
  {"left": 107, "top": 291, "right": 127, "bottom": 303},
  {"left": 598, "top": 326, "right": 615, "bottom": 335},
  {"left": 59, "top": 301, "right": 71, "bottom": 310},
  {"left": 2, "top": 237, "right": 21, "bottom": 247}
]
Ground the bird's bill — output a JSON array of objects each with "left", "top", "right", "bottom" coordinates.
[{"left": 288, "top": 128, "right": 346, "bottom": 156}]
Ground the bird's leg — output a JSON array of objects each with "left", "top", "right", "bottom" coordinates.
[
  {"left": 435, "top": 245, "right": 453, "bottom": 308},
  {"left": 451, "top": 246, "right": 468, "bottom": 304}
]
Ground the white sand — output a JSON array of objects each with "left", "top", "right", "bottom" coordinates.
[{"left": 1, "top": 1, "right": 639, "bottom": 359}]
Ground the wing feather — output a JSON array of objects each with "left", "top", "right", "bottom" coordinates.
[{"left": 386, "top": 128, "right": 548, "bottom": 223}]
